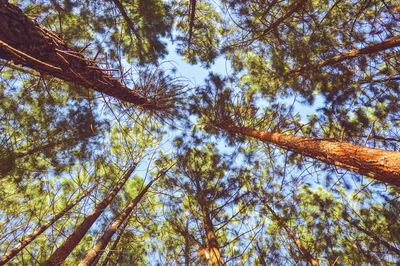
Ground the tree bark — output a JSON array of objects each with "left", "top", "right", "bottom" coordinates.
[
  {"left": 78, "top": 172, "right": 162, "bottom": 266},
  {"left": 0, "top": 186, "right": 94, "bottom": 265},
  {"left": 290, "top": 36, "right": 400, "bottom": 75},
  {"left": 216, "top": 124, "right": 400, "bottom": 186},
  {"left": 100, "top": 221, "right": 128, "bottom": 266},
  {"left": 0, "top": 1, "right": 160, "bottom": 109},
  {"left": 196, "top": 204, "right": 222, "bottom": 266},
  {"left": 258, "top": 195, "right": 319, "bottom": 266},
  {"left": 42, "top": 163, "right": 137, "bottom": 266}
]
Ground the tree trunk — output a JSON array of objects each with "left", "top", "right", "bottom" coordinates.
[
  {"left": 78, "top": 172, "right": 162, "bottom": 266},
  {"left": 197, "top": 205, "right": 222, "bottom": 266},
  {"left": 290, "top": 36, "right": 400, "bottom": 75},
  {"left": 254, "top": 240, "right": 268, "bottom": 266},
  {"left": 42, "top": 163, "right": 137, "bottom": 266},
  {"left": 259, "top": 0, "right": 306, "bottom": 38},
  {"left": 217, "top": 124, "right": 400, "bottom": 186},
  {"left": 344, "top": 216, "right": 400, "bottom": 256},
  {"left": 0, "top": 186, "right": 95, "bottom": 265},
  {"left": 184, "top": 216, "right": 190, "bottom": 266},
  {"left": 0, "top": 1, "right": 160, "bottom": 110},
  {"left": 258, "top": 195, "right": 319, "bottom": 266},
  {"left": 100, "top": 221, "right": 128, "bottom": 266}
]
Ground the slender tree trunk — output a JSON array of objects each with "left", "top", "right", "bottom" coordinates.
[
  {"left": 100, "top": 221, "right": 128, "bottom": 266},
  {"left": 42, "top": 164, "right": 137, "bottom": 266},
  {"left": 184, "top": 216, "right": 190, "bottom": 266},
  {"left": 107, "top": 0, "right": 139, "bottom": 39},
  {"left": 0, "top": 1, "right": 160, "bottom": 109},
  {"left": 216, "top": 124, "right": 400, "bottom": 186},
  {"left": 257, "top": 0, "right": 306, "bottom": 39},
  {"left": 78, "top": 173, "right": 162, "bottom": 266},
  {"left": 290, "top": 36, "right": 400, "bottom": 75},
  {"left": 0, "top": 187, "right": 95, "bottom": 265},
  {"left": 258, "top": 196, "right": 319, "bottom": 266},
  {"left": 254, "top": 240, "right": 268, "bottom": 266},
  {"left": 344, "top": 217, "right": 400, "bottom": 255}
]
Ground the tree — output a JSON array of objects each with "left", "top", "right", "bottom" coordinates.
[
  {"left": 1, "top": 0, "right": 400, "bottom": 264},
  {"left": 0, "top": 0, "right": 176, "bottom": 110},
  {"left": 78, "top": 170, "right": 164, "bottom": 265},
  {"left": 215, "top": 123, "right": 400, "bottom": 186},
  {"left": 0, "top": 185, "right": 96, "bottom": 265},
  {"left": 42, "top": 163, "right": 138, "bottom": 266}
]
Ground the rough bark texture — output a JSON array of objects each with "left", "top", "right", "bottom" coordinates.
[
  {"left": 217, "top": 124, "right": 400, "bottom": 186},
  {"left": 260, "top": 198, "right": 319, "bottom": 266},
  {"left": 78, "top": 174, "right": 161, "bottom": 266},
  {"left": 0, "top": 1, "right": 159, "bottom": 109},
  {"left": 290, "top": 36, "right": 400, "bottom": 75},
  {"left": 0, "top": 187, "right": 94, "bottom": 265},
  {"left": 42, "top": 164, "right": 137, "bottom": 266}
]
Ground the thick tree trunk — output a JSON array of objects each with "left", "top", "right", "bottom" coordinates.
[
  {"left": 42, "top": 164, "right": 137, "bottom": 266},
  {"left": 0, "top": 187, "right": 94, "bottom": 265},
  {"left": 290, "top": 36, "right": 400, "bottom": 75},
  {"left": 259, "top": 196, "right": 319, "bottom": 266},
  {"left": 217, "top": 124, "right": 400, "bottom": 186},
  {"left": 78, "top": 173, "right": 162, "bottom": 266},
  {"left": 0, "top": 1, "right": 160, "bottom": 109},
  {"left": 197, "top": 205, "right": 222, "bottom": 266}
]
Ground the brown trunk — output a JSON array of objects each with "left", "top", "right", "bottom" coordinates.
[
  {"left": 78, "top": 173, "right": 162, "bottom": 266},
  {"left": 290, "top": 36, "right": 400, "bottom": 75},
  {"left": 0, "top": 1, "right": 159, "bottom": 109},
  {"left": 0, "top": 187, "right": 94, "bottom": 265},
  {"left": 259, "top": 197, "right": 319, "bottom": 266},
  {"left": 42, "top": 164, "right": 137, "bottom": 266},
  {"left": 197, "top": 205, "right": 222, "bottom": 266},
  {"left": 100, "top": 221, "right": 128, "bottom": 266},
  {"left": 217, "top": 124, "right": 400, "bottom": 186}
]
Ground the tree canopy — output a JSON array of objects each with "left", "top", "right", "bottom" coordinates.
[{"left": 1, "top": 0, "right": 400, "bottom": 265}]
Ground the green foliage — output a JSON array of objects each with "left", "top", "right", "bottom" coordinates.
[{"left": 1, "top": 0, "right": 400, "bottom": 264}]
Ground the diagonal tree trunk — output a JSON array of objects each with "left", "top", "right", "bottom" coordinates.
[
  {"left": 107, "top": 0, "right": 139, "bottom": 39},
  {"left": 256, "top": 194, "right": 319, "bottom": 266},
  {"left": 257, "top": 0, "right": 307, "bottom": 39},
  {"left": 344, "top": 216, "right": 400, "bottom": 256},
  {"left": 100, "top": 220, "right": 128, "bottom": 266},
  {"left": 0, "top": 1, "right": 161, "bottom": 110},
  {"left": 216, "top": 123, "right": 400, "bottom": 186},
  {"left": 42, "top": 163, "right": 138, "bottom": 266},
  {"left": 289, "top": 36, "right": 400, "bottom": 75},
  {"left": 78, "top": 172, "right": 163, "bottom": 266},
  {"left": 0, "top": 186, "right": 95, "bottom": 265}
]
